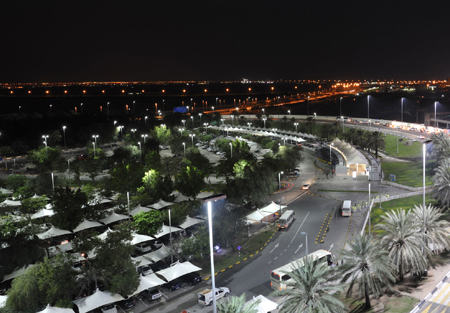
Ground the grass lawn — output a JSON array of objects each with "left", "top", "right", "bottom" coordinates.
[
  {"left": 340, "top": 294, "right": 418, "bottom": 313},
  {"left": 381, "top": 161, "right": 435, "bottom": 187},
  {"left": 196, "top": 224, "right": 277, "bottom": 279},
  {"left": 370, "top": 194, "right": 438, "bottom": 230},
  {"left": 382, "top": 134, "right": 422, "bottom": 158}
]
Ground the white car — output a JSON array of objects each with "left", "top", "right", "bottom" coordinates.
[
  {"left": 198, "top": 287, "right": 230, "bottom": 306},
  {"left": 135, "top": 242, "right": 152, "bottom": 253},
  {"left": 139, "top": 265, "right": 154, "bottom": 276},
  {"left": 417, "top": 135, "right": 425, "bottom": 139},
  {"left": 302, "top": 184, "right": 310, "bottom": 190}
]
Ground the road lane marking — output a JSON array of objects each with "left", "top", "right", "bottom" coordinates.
[
  {"left": 295, "top": 243, "right": 303, "bottom": 254},
  {"left": 291, "top": 211, "right": 310, "bottom": 245}
]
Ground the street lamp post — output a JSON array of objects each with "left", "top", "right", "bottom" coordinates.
[
  {"left": 294, "top": 122, "right": 298, "bottom": 132},
  {"left": 221, "top": 119, "right": 225, "bottom": 125},
  {"left": 92, "top": 142, "right": 96, "bottom": 157},
  {"left": 278, "top": 171, "right": 283, "bottom": 191},
  {"left": 212, "top": 106, "right": 214, "bottom": 112},
  {"left": 301, "top": 232, "right": 308, "bottom": 255},
  {"left": 145, "top": 116, "right": 148, "bottom": 125},
  {"left": 263, "top": 118, "right": 267, "bottom": 128},
  {"left": 204, "top": 123, "right": 209, "bottom": 134},
  {"left": 340, "top": 97, "right": 343, "bottom": 117},
  {"left": 199, "top": 113, "right": 202, "bottom": 124},
  {"left": 341, "top": 116, "right": 344, "bottom": 133},
  {"left": 182, "top": 142, "right": 185, "bottom": 157},
  {"left": 189, "top": 134, "right": 195, "bottom": 147},
  {"left": 42, "top": 135, "right": 49, "bottom": 158},
  {"left": 92, "top": 135, "right": 99, "bottom": 148},
  {"left": 401, "top": 97, "right": 404, "bottom": 123},
  {"left": 329, "top": 143, "right": 333, "bottom": 174},
  {"left": 288, "top": 110, "right": 291, "bottom": 115},
  {"left": 141, "top": 134, "right": 148, "bottom": 143},
  {"left": 435, "top": 101, "right": 438, "bottom": 129},
  {"left": 181, "top": 119, "right": 186, "bottom": 128},
  {"left": 307, "top": 96, "right": 310, "bottom": 116},
  {"left": 119, "top": 126, "right": 124, "bottom": 141},
  {"left": 63, "top": 126, "right": 66, "bottom": 149},
  {"left": 229, "top": 142, "right": 232, "bottom": 158},
  {"left": 138, "top": 142, "right": 142, "bottom": 164},
  {"left": 367, "top": 95, "right": 370, "bottom": 129},
  {"left": 314, "top": 113, "right": 317, "bottom": 134},
  {"left": 247, "top": 122, "right": 252, "bottom": 128},
  {"left": 131, "top": 129, "right": 136, "bottom": 138}
]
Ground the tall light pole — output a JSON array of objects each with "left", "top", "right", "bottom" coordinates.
[
  {"left": 199, "top": 113, "right": 202, "bottom": 124},
  {"left": 131, "top": 129, "right": 136, "bottom": 138},
  {"left": 212, "top": 106, "right": 214, "bottom": 112},
  {"left": 263, "top": 118, "right": 267, "bottom": 128},
  {"left": 435, "top": 101, "right": 438, "bottom": 129},
  {"left": 294, "top": 122, "right": 298, "bottom": 132},
  {"left": 422, "top": 142, "right": 426, "bottom": 260},
  {"left": 314, "top": 113, "right": 317, "bottom": 134},
  {"left": 189, "top": 134, "right": 195, "bottom": 147},
  {"left": 141, "top": 134, "right": 148, "bottom": 143},
  {"left": 401, "top": 97, "right": 404, "bottom": 123},
  {"left": 367, "top": 95, "right": 370, "bottom": 129},
  {"left": 247, "top": 122, "right": 252, "bottom": 128},
  {"left": 221, "top": 119, "right": 225, "bottom": 125},
  {"left": 207, "top": 201, "right": 217, "bottom": 313},
  {"left": 107, "top": 102, "right": 110, "bottom": 115},
  {"left": 179, "top": 128, "right": 184, "bottom": 136},
  {"left": 92, "top": 135, "right": 99, "bottom": 147},
  {"left": 62, "top": 126, "right": 66, "bottom": 149},
  {"left": 204, "top": 123, "right": 209, "bottom": 134},
  {"left": 340, "top": 97, "right": 343, "bottom": 117},
  {"left": 229, "top": 142, "right": 232, "bottom": 158},
  {"left": 92, "top": 142, "right": 96, "bottom": 157},
  {"left": 81, "top": 102, "right": 83, "bottom": 114},
  {"left": 329, "top": 143, "right": 333, "bottom": 173},
  {"left": 341, "top": 116, "right": 344, "bottom": 133},
  {"left": 42, "top": 135, "right": 49, "bottom": 158},
  {"left": 307, "top": 96, "right": 310, "bottom": 116},
  {"left": 182, "top": 142, "right": 186, "bottom": 157},
  {"left": 119, "top": 126, "right": 124, "bottom": 141},
  {"left": 301, "top": 232, "right": 308, "bottom": 255},
  {"left": 288, "top": 110, "right": 291, "bottom": 115},
  {"left": 278, "top": 171, "right": 283, "bottom": 191},
  {"left": 138, "top": 142, "right": 142, "bottom": 164},
  {"left": 190, "top": 116, "right": 194, "bottom": 128},
  {"left": 181, "top": 119, "right": 186, "bottom": 128},
  {"left": 145, "top": 116, "right": 148, "bottom": 125}
]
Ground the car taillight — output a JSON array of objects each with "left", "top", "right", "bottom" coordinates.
[
  {"left": 285, "top": 224, "right": 287, "bottom": 227},
  {"left": 278, "top": 224, "right": 280, "bottom": 227}
]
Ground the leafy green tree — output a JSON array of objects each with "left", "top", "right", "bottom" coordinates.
[
  {"left": 213, "top": 205, "right": 247, "bottom": 249},
  {"left": 339, "top": 234, "right": 396, "bottom": 309},
  {"left": 375, "top": 209, "right": 428, "bottom": 280},
  {"left": 33, "top": 253, "right": 78, "bottom": 308},
  {"left": 161, "top": 202, "right": 188, "bottom": 227},
  {"left": 153, "top": 126, "right": 171, "bottom": 145},
  {"left": 51, "top": 188, "right": 88, "bottom": 231},
  {"left": 175, "top": 165, "right": 206, "bottom": 199},
  {"left": 181, "top": 225, "right": 209, "bottom": 261},
  {"left": 107, "top": 163, "right": 145, "bottom": 195},
  {"left": 276, "top": 145, "right": 303, "bottom": 173},
  {"left": 270, "top": 255, "right": 346, "bottom": 313},
  {"left": 6, "top": 270, "right": 41, "bottom": 313},
  {"left": 95, "top": 223, "right": 139, "bottom": 296},
  {"left": 144, "top": 150, "right": 162, "bottom": 170},
  {"left": 133, "top": 210, "right": 164, "bottom": 236},
  {"left": 5, "top": 174, "right": 28, "bottom": 192},
  {"left": 217, "top": 293, "right": 260, "bottom": 313},
  {"left": 18, "top": 196, "right": 47, "bottom": 215},
  {"left": 13, "top": 185, "right": 35, "bottom": 200},
  {"left": 28, "top": 147, "right": 65, "bottom": 173}
]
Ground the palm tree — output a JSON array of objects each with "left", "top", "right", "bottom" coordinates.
[
  {"left": 339, "top": 234, "right": 396, "bottom": 309},
  {"left": 366, "top": 131, "right": 385, "bottom": 159},
  {"left": 375, "top": 209, "right": 428, "bottom": 281},
  {"left": 430, "top": 132, "right": 450, "bottom": 163},
  {"left": 355, "top": 129, "right": 366, "bottom": 147},
  {"left": 270, "top": 255, "right": 346, "bottom": 313},
  {"left": 305, "top": 116, "right": 315, "bottom": 134},
  {"left": 217, "top": 293, "right": 260, "bottom": 313},
  {"left": 412, "top": 204, "right": 450, "bottom": 253},
  {"left": 432, "top": 158, "right": 450, "bottom": 207}
]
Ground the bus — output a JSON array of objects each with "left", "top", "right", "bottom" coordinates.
[
  {"left": 270, "top": 249, "right": 332, "bottom": 290},
  {"left": 342, "top": 200, "right": 351, "bottom": 217},
  {"left": 278, "top": 210, "right": 295, "bottom": 230}
]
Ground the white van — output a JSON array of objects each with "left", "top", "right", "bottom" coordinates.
[
  {"left": 342, "top": 200, "right": 351, "bottom": 217},
  {"left": 198, "top": 287, "right": 230, "bottom": 306},
  {"left": 278, "top": 210, "right": 295, "bottom": 229}
]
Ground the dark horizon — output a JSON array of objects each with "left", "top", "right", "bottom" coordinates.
[{"left": 1, "top": 1, "right": 449, "bottom": 83}]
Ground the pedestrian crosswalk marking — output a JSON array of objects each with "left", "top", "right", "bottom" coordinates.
[
  {"left": 430, "top": 283, "right": 450, "bottom": 304},
  {"left": 421, "top": 304, "right": 433, "bottom": 313}
]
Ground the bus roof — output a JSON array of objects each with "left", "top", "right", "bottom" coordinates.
[
  {"left": 271, "top": 249, "right": 330, "bottom": 276},
  {"left": 279, "top": 210, "right": 294, "bottom": 220}
]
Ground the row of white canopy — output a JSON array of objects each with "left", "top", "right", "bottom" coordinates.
[{"left": 245, "top": 202, "right": 287, "bottom": 224}]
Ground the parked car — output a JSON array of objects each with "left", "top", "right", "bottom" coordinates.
[
  {"left": 101, "top": 304, "right": 117, "bottom": 313},
  {"left": 138, "top": 265, "right": 154, "bottom": 276},
  {"left": 118, "top": 297, "right": 137, "bottom": 310},
  {"left": 149, "top": 260, "right": 168, "bottom": 272},
  {"left": 302, "top": 184, "right": 310, "bottom": 190},
  {"left": 180, "top": 272, "right": 202, "bottom": 285},
  {"left": 215, "top": 151, "right": 222, "bottom": 155},
  {"left": 163, "top": 279, "right": 183, "bottom": 291},
  {"left": 135, "top": 242, "right": 152, "bottom": 253},
  {"left": 151, "top": 240, "right": 164, "bottom": 249},
  {"left": 141, "top": 288, "right": 162, "bottom": 301}
]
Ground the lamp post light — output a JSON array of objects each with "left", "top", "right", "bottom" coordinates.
[
  {"left": 262, "top": 108, "right": 265, "bottom": 115},
  {"left": 145, "top": 116, "right": 148, "bottom": 125},
  {"left": 294, "top": 122, "right": 298, "bottom": 132},
  {"left": 51, "top": 172, "right": 55, "bottom": 192},
  {"left": 181, "top": 119, "right": 186, "bottom": 128},
  {"left": 341, "top": 116, "right": 344, "bottom": 133},
  {"left": 278, "top": 171, "right": 284, "bottom": 191},
  {"left": 62, "top": 126, "right": 66, "bottom": 149},
  {"left": 401, "top": 97, "right": 404, "bottom": 123},
  {"left": 179, "top": 128, "right": 184, "bottom": 136},
  {"left": 340, "top": 97, "right": 343, "bottom": 117},
  {"left": 301, "top": 232, "right": 308, "bottom": 255},
  {"left": 190, "top": 116, "right": 194, "bottom": 128},
  {"left": 118, "top": 126, "right": 124, "bottom": 141},
  {"left": 229, "top": 142, "right": 232, "bottom": 158},
  {"left": 81, "top": 102, "right": 83, "bottom": 114},
  {"left": 92, "top": 142, "right": 96, "bottom": 158},
  {"left": 435, "top": 101, "right": 438, "bottom": 129},
  {"left": 307, "top": 96, "right": 310, "bottom": 116},
  {"left": 231, "top": 115, "right": 234, "bottom": 125},
  {"left": 314, "top": 113, "right": 317, "bottom": 134},
  {"left": 247, "top": 122, "right": 252, "bottom": 129},
  {"left": 199, "top": 113, "right": 202, "bottom": 123},
  {"left": 42, "top": 135, "right": 49, "bottom": 158},
  {"left": 288, "top": 110, "right": 291, "bottom": 115},
  {"left": 138, "top": 142, "right": 142, "bottom": 164},
  {"left": 189, "top": 134, "right": 195, "bottom": 147},
  {"left": 367, "top": 95, "right": 371, "bottom": 129},
  {"left": 221, "top": 118, "right": 225, "bottom": 125},
  {"left": 92, "top": 135, "right": 99, "bottom": 147},
  {"left": 204, "top": 123, "right": 209, "bottom": 134},
  {"left": 182, "top": 142, "right": 186, "bottom": 157},
  {"left": 329, "top": 143, "right": 334, "bottom": 173},
  {"left": 107, "top": 102, "right": 110, "bottom": 115},
  {"left": 263, "top": 117, "right": 267, "bottom": 128},
  {"left": 141, "top": 134, "right": 148, "bottom": 143},
  {"left": 212, "top": 106, "right": 214, "bottom": 112},
  {"left": 131, "top": 129, "right": 136, "bottom": 138}
]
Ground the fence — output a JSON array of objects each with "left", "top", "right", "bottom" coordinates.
[{"left": 381, "top": 180, "right": 433, "bottom": 192}]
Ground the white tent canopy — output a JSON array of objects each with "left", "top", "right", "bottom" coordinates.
[
  {"left": 0, "top": 295, "right": 7, "bottom": 308},
  {"left": 100, "top": 212, "right": 130, "bottom": 225},
  {"left": 260, "top": 202, "right": 287, "bottom": 215},
  {"left": 0, "top": 188, "right": 13, "bottom": 195},
  {"left": 143, "top": 245, "right": 170, "bottom": 263},
  {"left": 179, "top": 216, "right": 204, "bottom": 229},
  {"left": 131, "top": 232, "right": 155, "bottom": 245},
  {"left": 155, "top": 261, "right": 201, "bottom": 282},
  {"left": 37, "top": 226, "right": 72, "bottom": 240},
  {"left": 245, "top": 295, "right": 278, "bottom": 313},
  {"left": 97, "top": 228, "right": 114, "bottom": 241},
  {"left": 73, "top": 220, "right": 103, "bottom": 233},
  {"left": 129, "top": 205, "right": 152, "bottom": 216},
  {"left": 1, "top": 264, "right": 34, "bottom": 283},
  {"left": 149, "top": 199, "right": 173, "bottom": 210},
  {"left": 172, "top": 193, "right": 194, "bottom": 203},
  {"left": 73, "top": 288, "right": 124, "bottom": 313},
  {"left": 131, "top": 275, "right": 166, "bottom": 296},
  {"left": 37, "top": 304, "right": 75, "bottom": 313},
  {"left": 245, "top": 209, "right": 269, "bottom": 223},
  {"left": 31, "top": 208, "right": 55, "bottom": 219},
  {"left": 1, "top": 199, "right": 21, "bottom": 207},
  {"left": 131, "top": 255, "right": 154, "bottom": 267},
  {"left": 152, "top": 224, "right": 182, "bottom": 239}
]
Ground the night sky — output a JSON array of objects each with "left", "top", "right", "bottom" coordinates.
[{"left": 1, "top": 0, "right": 448, "bottom": 82}]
